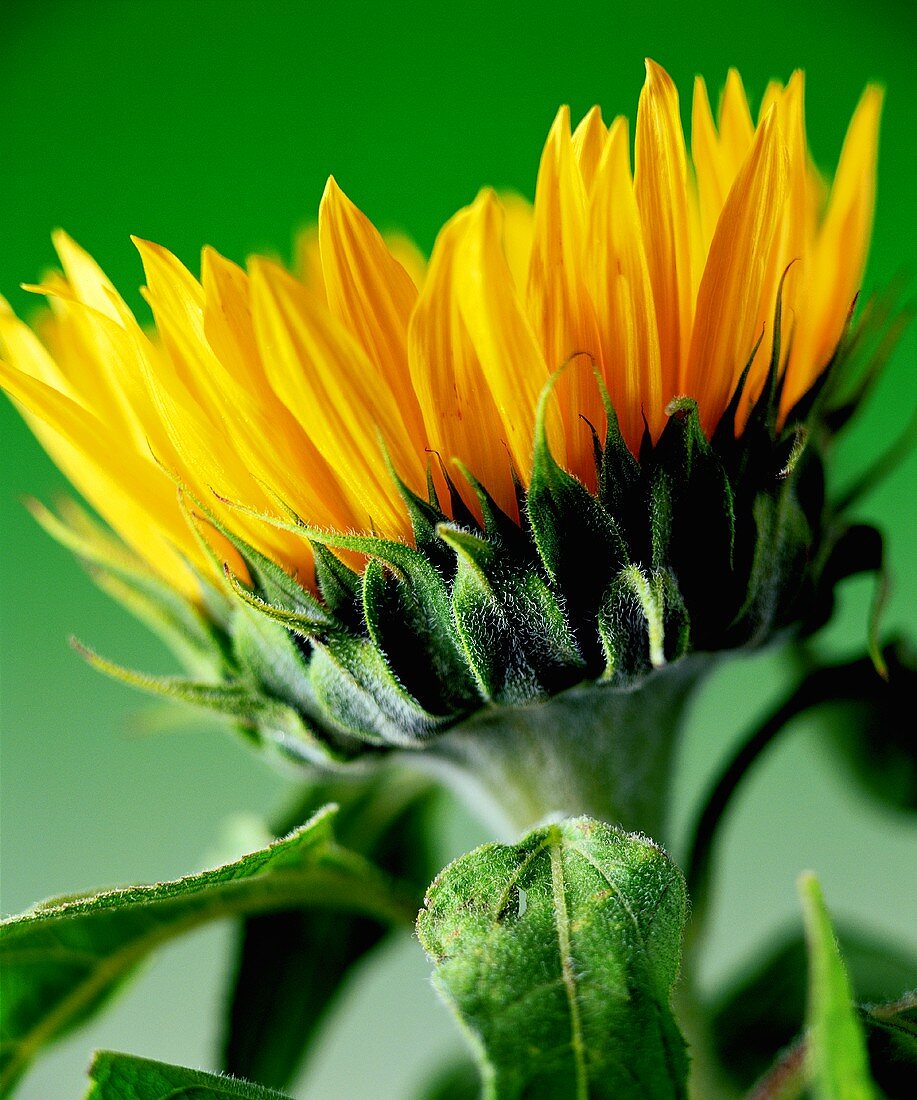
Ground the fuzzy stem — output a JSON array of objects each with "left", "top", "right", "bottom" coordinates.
[{"left": 416, "top": 656, "right": 710, "bottom": 840}]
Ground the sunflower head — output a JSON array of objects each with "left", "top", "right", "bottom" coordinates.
[{"left": 0, "top": 61, "right": 895, "bottom": 770}]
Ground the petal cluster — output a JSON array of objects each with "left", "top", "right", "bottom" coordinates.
[{"left": 0, "top": 61, "right": 881, "bottom": 598}]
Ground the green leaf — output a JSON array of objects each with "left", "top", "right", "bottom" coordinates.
[
  {"left": 710, "top": 927, "right": 916, "bottom": 1088},
  {"left": 417, "top": 816, "right": 688, "bottom": 1099},
  {"left": 799, "top": 872, "right": 876, "bottom": 1100},
  {"left": 0, "top": 806, "right": 413, "bottom": 1097},
  {"left": 86, "top": 1049, "right": 293, "bottom": 1099},
  {"left": 221, "top": 770, "right": 438, "bottom": 1091}
]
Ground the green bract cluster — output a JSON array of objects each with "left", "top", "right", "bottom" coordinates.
[{"left": 54, "top": 293, "right": 890, "bottom": 775}]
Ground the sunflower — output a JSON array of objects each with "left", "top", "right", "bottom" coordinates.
[{"left": 0, "top": 61, "right": 890, "bottom": 829}]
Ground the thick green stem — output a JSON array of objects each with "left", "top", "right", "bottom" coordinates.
[{"left": 415, "top": 656, "right": 710, "bottom": 840}]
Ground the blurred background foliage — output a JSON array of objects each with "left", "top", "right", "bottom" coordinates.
[{"left": 1, "top": 1, "right": 915, "bottom": 1096}]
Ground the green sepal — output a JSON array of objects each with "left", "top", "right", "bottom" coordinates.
[
  {"left": 70, "top": 638, "right": 341, "bottom": 765},
  {"left": 598, "top": 566, "right": 689, "bottom": 680},
  {"left": 228, "top": 606, "right": 367, "bottom": 761},
  {"left": 223, "top": 561, "right": 450, "bottom": 745},
  {"left": 438, "top": 523, "right": 584, "bottom": 704},
  {"left": 310, "top": 541, "right": 363, "bottom": 627},
  {"left": 85, "top": 1050, "right": 294, "bottom": 1100},
  {"left": 593, "top": 377, "right": 643, "bottom": 547},
  {"left": 417, "top": 816, "right": 689, "bottom": 1099},
  {"left": 650, "top": 398, "right": 736, "bottom": 647},
  {"left": 187, "top": 490, "right": 330, "bottom": 622},
  {"left": 361, "top": 557, "right": 476, "bottom": 714},
  {"left": 306, "top": 634, "right": 447, "bottom": 746},
  {"left": 28, "top": 497, "right": 227, "bottom": 677},
  {"left": 384, "top": 449, "right": 456, "bottom": 573},
  {"left": 263, "top": 512, "right": 477, "bottom": 706},
  {"left": 453, "top": 460, "right": 529, "bottom": 557},
  {"left": 710, "top": 326, "right": 768, "bottom": 456},
  {"left": 737, "top": 479, "right": 812, "bottom": 646},
  {"left": 528, "top": 381, "right": 629, "bottom": 663}
]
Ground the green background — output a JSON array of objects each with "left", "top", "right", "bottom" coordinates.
[{"left": 2, "top": 1, "right": 915, "bottom": 1096}]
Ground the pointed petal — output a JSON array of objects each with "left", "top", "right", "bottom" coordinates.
[
  {"left": 407, "top": 208, "right": 517, "bottom": 518},
  {"left": 0, "top": 351, "right": 199, "bottom": 591},
  {"left": 687, "top": 108, "right": 789, "bottom": 431},
  {"left": 293, "top": 226, "right": 327, "bottom": 302},
  {"left": 318, "top": 177, "right": 425, "bottom": 439},
  {"left": 499, "top": 192, "right": 534, "bottom": 293},
  {"left": 0, "top": 293, "right": 70, "bottom": 393},
  {"left": 635, "top": 59, "right": 695, "bottom": 395},
  {"left": 250, "top": 257, "right": 424, "bottom": 535},
  {"left": 52, "top": 230, "right": 124, "bottom": 323},
  {"left": 385, "top": 232, "right": 428, "bottom": 290},
  {"left": 571, "top": 105, "right": 607, "bottom": 193},
  {"left": 718, "top": 68, "right": 756, "bottom": 168},
  {"left": 134, "top": 241, "right": 333, "bottom": 566},
  {"left": 784, "top": 85, "right": 883, "bottom": 410},
  {"left": 527, "top": 107, "right": 603, "bottom": 478},
  {"left": 457, "top": 190, "right": 556, "bottom": 479},
  {"left": 588, "top": 116, "right": 662, "bottom": 448},
  {"left": 691, "top": 76, "right": 730, "bottom": 249}
]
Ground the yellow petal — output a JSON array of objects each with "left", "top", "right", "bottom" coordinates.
[
  {"left": 784, "top": 85, "right": 883, "bottom": 411},
  {"left": 408, "top": 207, "right": 517, "bottom": 519},
  {"left": 318, "top": 177, "right": 425, "bottom": 440},
  {"left": 250, "top": 257, "right": 424, "bottom": 535},
  {"left": 718, "top": 68, "right": 756, "bottom": 169},
  {"left": 293, "top": 226, "right": 327, "bottom": 303},
  {"left": 0, "top": 293, "right": 70, "bottom": 393},
  {"left": 0, "top": 352, "right": 198, "bottom": 591},
  {"left": 759, "top": 79, "right": 785, "bottom": 123},
  {"left": 692, "top": 76, "right": 731, "bottom": 249},
  {"left": 527, "top": 107, "right": 603, "bottom": 479},
  {"left": 687, "top": 107, "right": 789, "bottom": 432},
  {"left": 51, "top": 229, "right": 124, "bottom": 323},
  {"left": 588, "top": 116, "right": 662, "bottom": 448},
  {"left": 635, "top": 58, "right": 695, "bottom": 396},
  {"left": 571, "top": 105, "right": 607, "bottom": 194},
  {"left": 135, "top": 240, "right": 329, "bottom": 566},
  {"left": 26, "top": 273, "right": 152, "bottom": 452},
  {"left": 499, "top": 192, "right": 534, "bottom": 294},
  {"left": 740, "top": 72, "right": 809, "bottom": 418},
  {"left": 200, "top": 247, "right": 355, "bottom": 533},
  {"left": 385, "top": 232, "right": 428, "bottom": 290},
  {"left": 457, "top": 190, "right": 556, "bottom": 480}
]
